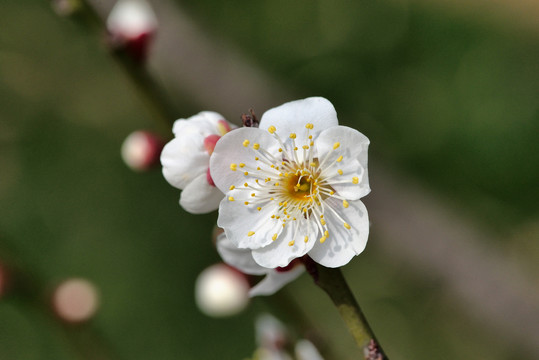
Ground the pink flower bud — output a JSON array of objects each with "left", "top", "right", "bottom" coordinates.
[
  {"left": 107, "top": 0, "right": 158, "bottom": 61},
  {"left": 121, "top": 130, "right": 164, "bottom": 171},
  {"left": 52, "top": 278, "right": 100, "bottom": 323}
]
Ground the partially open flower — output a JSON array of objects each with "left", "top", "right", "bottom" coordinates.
[
  {"left": 217, "top": 233, "right": 304, "bottom": 297},
  {"left": 161, "top": 112, "right": 234, "bottom": 214},
  {"left": 106, "top": 0, "right": 158, "bottom": 61},
  {"left": 210, "top": 97, "right": 370, "bottom": 268}
]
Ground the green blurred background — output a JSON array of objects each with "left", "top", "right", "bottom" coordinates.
[{"left": 1, "top": 0, "right": 538, "bottom": 359}]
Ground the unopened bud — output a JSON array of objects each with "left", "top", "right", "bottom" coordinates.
[
  {"left": 52, "top": 278, "right": 100, "bottom": 323},
  {"left": 195, "top": 264, "right": 249, "bottom": 317},
  {"left": 121, "top": 130, "right": 164, "bottom": 171},
  {"left": 107, "top": 0, "right": 158, "bottom": 61}
]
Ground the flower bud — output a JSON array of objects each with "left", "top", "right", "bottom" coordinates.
[
  {"left": 52, "top": 278, "right": 100, "bottom": 323},
  {"left": 195, "top": 264, "right": 249, "bottom": 317},
  {"left": 106, "top": 0, "right": 158, "bottom": 61},
  {"left": 121, "top": 130, "right": 164, "bottom": 171}
]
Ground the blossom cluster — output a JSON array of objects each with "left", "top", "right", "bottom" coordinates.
[{"left": 161, "top": 97, "right": 370, "bottom": 296}]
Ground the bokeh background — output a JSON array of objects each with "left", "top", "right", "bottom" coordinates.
[{"left": 1, "top": 0, "right": 538, "bottom": 359}]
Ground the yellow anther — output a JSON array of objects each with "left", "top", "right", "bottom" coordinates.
[
  {"left": 305, "top": 123, "right": 314, "bottom": 129},
  {"left": 239, "top": 163, "right": 245, "bottom": 168},
  {"left": 343, "top": 200, "right": 349, "bottom": 208},
  {"left": 324, "top": 230, "right": 329, "bottom": 237},
  {"left": 244, "top": 183, "right": 248, "bottom": 187},
  {"left": 276, "top": 216, "right": 280, "bottom": 219},
  {"left": 272, "top": 233, "right": 278, "bottom": 241},
  {"left": 229, "top": 185, "right": 235, "bottom": 190},
  {"left": 352, "top": 177, "right": 359, "bottom": 184},
  {"left": 270, "top": 197, "right": 274, "bottom": 201},
  {"left": 333, "top": 142, "right": 340, "bottom": 149},
  {"left": 303, "top": 208, "right": 307, "bottom": 213},
  {"left": 255, "top": 157, "right": 259, "bottom": 161},
  {"left": 268, "top": 125, "right": 276, "bottom": 134},
  {"left": 310, "top": 141, "right": 314, "bottom": 146},
  {"left": 242, "top": 139, "right": 250, "bottom": 147},
  {"left": 257, "top": 207, "right": 262, "bottom": 211},
  {"left": 278, "top": 148, "right": 283, "bottom": 152},
  {"left": 251, "top": 193, "right": 255, "bottom": 197},
  {"left": 329, "top": 190, "right": 335, "bottom": 195},
  {"left": 271, "top": 215, "right": 275, "bottom": 219},
  {"left": 337, "top": 169, "right": 343, "bottom": 175},
  {"left": 302, "top": 145, "right": 309, "bottom": 150},
  {"left": 321, "top": 219, "right": 326, "bottom": 225},
  {"left": 257, "top": 167, "right": 261, "bottom": 170},
  {"left": 230, "top": 163, "right": 237, "bottom": 171},
  {"left": 320, "top": 214, "right": 324, "bottom": 218},
  {"left": 244, "top": 201, "right": 249, "bottom": 205},
  {"left": 228, "top": 196, "right": 235, "bottom": 201},
  {"left": 247, "top": 231, "right": 255, "bottom": 236},
  {"left": 289, "top": 133, "right": 296, "bottom": 139},
  {"left": 271, "top": 164, "right": 275, "bottom": 168},
  {"left": 320, "top": 236, "right": 327, "bottom": 244},
  {"left": 253, "top": 143, "right": 260, "bottom": 150},
  {"left": 344, "top": 223, "right": 351, "bottom": 230},
  {"left": 244, "top": 171, "right": 249, "bottom": 175},
  {"left": 310, "top": 162, "right": 316, "bottom": 167},
  {"left": 337, "top": 155, "right": 343, "bottom": 162},
  {"left": 274, "top": 182, "right": 279, "bottom": 186},
  {"left": 288, "top": 240, "right": 295, "bottom": 246},
  {"left": 308, "top": 135, "right": 313, "bottom": 139},
  {"left": 304, "top": 236, "right": 309, "bottom": 243}
]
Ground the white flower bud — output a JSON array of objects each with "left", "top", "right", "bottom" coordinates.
[{"left": 195, "top": 264, "right": 249, "bottom": 317}]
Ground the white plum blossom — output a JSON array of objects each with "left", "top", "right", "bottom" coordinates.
[
  {"left": 216, "top": 233, "right": 304, "bottom": 297},
  {"left": 210, "top": 97, "right": 370, "bottom": 268},
  {"left": 161, "top": 112, "right": 234, "bottom": 214}
]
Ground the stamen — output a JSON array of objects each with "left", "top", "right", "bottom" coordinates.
[
  {"left": 268, "top": 125, "right": 276, "bottom": 134},
  {"left": 242, "top": 139, "right": 250, "bottom": 147},
  {"left": 247, "top": 231, "right": 255, "bottom": 236},
  {"left": 230, "top": 163, "right": 237, "bottom": 171},
  {"left": 344, "top": 223, "right": 351, "bottom": 230},
  {"left": 333, "top": 142, "right": 340, "bottom": 149},
  {"left": 229, "top": 185, "right": 235, "bottom": 190},
  {"left": 352, "top": 177, "right": 359, "bottom": 184},
  {"left": 228, "top": 196, "right": 235, "bottom": 201},
  {"left": 343, "top": 200, "right": 349, "bottom": 208}
]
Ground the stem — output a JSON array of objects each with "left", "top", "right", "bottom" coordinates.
[
  {"left": 72, "top": 0, "right": 179, "bottom": 129},
  {"left": 306, "top": 260, "right": 388, "bottom": 359}
]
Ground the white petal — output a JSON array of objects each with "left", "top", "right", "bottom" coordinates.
[
  {"left": 179, "top": 173, "right": 224, "bottom": 214},
  {"left": 251, "top": 221, "right": 318, "bottom": 268},
  {"left": 316, "top": 126, "right": 370, "bottom": 199},
  {"left": 218, "top": 193, "right": 283, "bottom": 250},
  {"left": 216, "top": 233, "right": 268, "bottom": 275},
  {"left": 209, "top": 127, "right": 280, "bottom": 193},
  {"left": 249, "top": 265, "right": 304, "bottom": 297},
  {"left": 161, "top": 137, "right": 208, "bottom": 190},
  {"left": 308, "top": 198, "right": 369, "bottom": 267},
  {"left": 171, "top": 111, "right": 228, "bottom": 136},
  {"left": 259, "top": 97, "right": 339, "bottom": 140}
]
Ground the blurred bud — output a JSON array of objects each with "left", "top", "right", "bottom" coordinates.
[
  {"left": 295, "top": 339, "right": 324, "bottom": 360},
  {"left": 107, "top": 0, "right": 158, "bottom": 61},
  {"left": 0, "top": 263, "right": 7, "bottom": 298},
  {"left": 195, "top": 263, "right": 249, "bottom": 317},
  {"left": 51, "top": 0, "right": 82, "bottom": 17},
  {"left": 256, "top": 314, "right": 288, "bottom": 352},
  {"left": 121, "top": 130, "right": 164, "bottom": 171},
  {"left": 52, "top": 278, "right": 100, "bottom": 323}
]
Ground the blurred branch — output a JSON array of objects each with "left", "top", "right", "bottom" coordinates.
[{"left": 65, "top": 0, "right": 179, "bottom": 130}]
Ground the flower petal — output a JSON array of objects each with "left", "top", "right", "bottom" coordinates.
[
  {"left": 216, "top": 233, "right": 267, "bottom": 275},
  {"left": 308, "top": 198, "right": 369, "bottom": 268},
  {"left": 251, "top": 221, "right": 318, "bottom": 268},
  {"left": 316, "top": 126, "right": 370, "bottom": 200},
  {"left": 161, "top": 138, "right": 208, "bottom": 190},
  {"left": 209, "top": 127, "right": 280, "bottom": 193},
  {"left": 249, "top": 265, "right": 304, "bottom": 297},
  {"left": 179, "top": 173, "right": 224, "bottom": 214},
  {"left": 218, "top": 192, "right": 283, "bottom": 250},
  {"left": 259, "top": 97, "right": 338, "bottom": 140}
]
